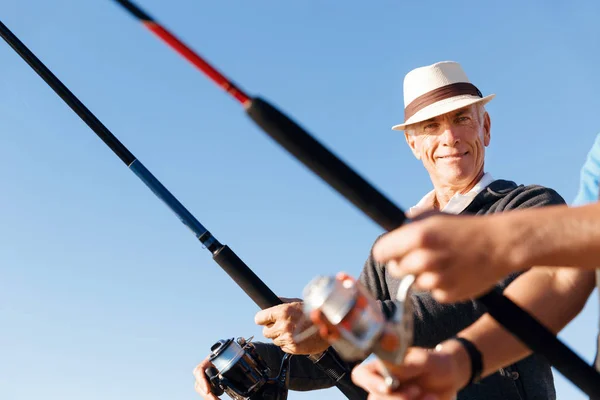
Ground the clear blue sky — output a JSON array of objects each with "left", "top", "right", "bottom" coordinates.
[{"left": 1, "top": 1, "right": 598, "bottom": 399}]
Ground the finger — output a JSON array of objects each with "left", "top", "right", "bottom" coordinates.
[
  {"left": 264, "top": 307, "right": 307, "bottom": 339},
  {"left": 373, "top": 215, "right": 450, "bottom": 264},
  {"left": 386, "top": 259, "right": 401, "bottom": 274},
  {"left": 418, "top": 263, "right": 459, "bottom": 290},
  {"left": 308, "top": 309, "right": 324, "bottom": 326},
  {"left": 393, "top": 248, "right": 445, "bottom": 278},
  {"left": 387, "top": 258, "right": 425, "bottom": 279},
  {"left": 194, "top": 380, "right": 219, "bottom": 400},
  {"left": 263, "top": 321, "right": 282, "bottom": 339},
  {"left": 272, "top": 332, "right": 293, "bottom": 348},
  {"left": 192, "top": 360, "right": 213, "bottom": 395},
  {"left": 259, "top": 303, "right": 305, "bottom": 327},
  {"left": 352, "top": 367, "right": 422, "bottom": 400},
  {"left": 319, "top": 324, "right": 339, "bottom": 341},
  {"left": 372, "top": 225, "right": 423, "bottom": 263},
  {"left": 413, "top": 271, "right": 443, "bottom": 291},
  {"left": 309, "top": 309, "right": 340, "bottom": 341},
  {"left": 384, "top": 348, "right": 430, "bottom": 381},
  {"left": 430, "top": 289, "right": 456, "bottom": 304},
  {"left": 351, "top": 362, "right": 390, "bottom": 394},
  {"left": 193, "top": 380, "right": 205, "bottom": 396},
  {"left": 254, "top": 306, "right": 279, "bottom": 326},
  {"left": 414, "top": 269, "right": 468, "bottom": 303},
  {"left": 421, "top": 269, "right": 468, "bottom": 303}
]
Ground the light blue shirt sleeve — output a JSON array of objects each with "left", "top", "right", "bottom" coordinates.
[{"left": 573, "top": 133, "right": 600, "bottom": 206}]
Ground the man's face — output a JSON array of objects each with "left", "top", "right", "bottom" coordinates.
[{"left": 405, "top": 104, "right": 491, "bottom": 188}]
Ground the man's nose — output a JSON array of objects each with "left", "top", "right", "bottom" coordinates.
[{"left": 440, "top": 124, "right": 461, "bottom": 146}]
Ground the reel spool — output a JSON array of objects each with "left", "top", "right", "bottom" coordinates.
[
  {"left": 302, "top": 273, "right": 415, "bottom": 387},
  {"left": 205, "top": 337, "right": 291, "bottom": 400}
]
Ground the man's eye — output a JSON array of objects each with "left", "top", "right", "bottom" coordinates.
[
  {"left": 456, "top": 116, "right": 470, "bottom": 123},
  {"left": 423, "top": 123, "right": 438, "bottom": 131}
]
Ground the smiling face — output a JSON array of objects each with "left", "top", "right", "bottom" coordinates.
[{"left": 405, "top": 103, "right": 491, "bottom": 190}]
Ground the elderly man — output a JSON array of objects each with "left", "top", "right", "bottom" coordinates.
[
  {"left": 366, "top": 132, "right": 600, "bottom": 304},
  {"left": 193, "top": 61, "right": 565, "bottom": 400},
  {"left": 350, "top": 134, "right": 600, "bottom": 400}
]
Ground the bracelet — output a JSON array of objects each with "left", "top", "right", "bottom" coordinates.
[{"left": 452, "top": 337, "right": 483, "bottom": 386}]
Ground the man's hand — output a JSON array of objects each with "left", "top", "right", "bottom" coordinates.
[
  {"left": 351, "top": 343, "right": 469, "bottom": 400},
  {"left": 193, "top": 357, "right": 220, "bottom": 400},
  {"left": 254, "top": 297, "right": 330, "bottom": 354},
  {"left": 373, "top": 212, "right": 516, "bottom": 303}
]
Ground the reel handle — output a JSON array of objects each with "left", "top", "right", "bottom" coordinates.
[
  {"left": 256, "top": 353, "right": 292, "bottom": 400},
  {"left": 274, "top": 353, "right": 292, "bottom": 392}
]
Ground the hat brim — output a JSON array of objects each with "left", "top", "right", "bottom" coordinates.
[{"left": 391, "top": 93, "right": 495, "bottom": 131}]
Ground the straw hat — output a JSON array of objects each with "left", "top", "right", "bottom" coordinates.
[{"left": 392, "top": 61, "right": 495, "bottom": 131}]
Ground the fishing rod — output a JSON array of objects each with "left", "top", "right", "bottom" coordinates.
[
  {"left": 111, "top": 0, "right": 600, "bottom": 397},
  {"left": 113, "top": 0, "right": 404, "bottom": 232},
  {"left": 0, "top": 20, "right": 367, "bottom": 400}
]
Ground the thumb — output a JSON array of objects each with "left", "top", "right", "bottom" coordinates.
[{"left": 385, "top": 348, "right": 430, "bottom": 381}]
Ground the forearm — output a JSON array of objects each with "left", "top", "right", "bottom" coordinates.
[
  {"left": 501, "top": 203, "right": 600, "bottom": 271},
  {"left": 441, "top": 266, "right": 595, "bottom": 378}
]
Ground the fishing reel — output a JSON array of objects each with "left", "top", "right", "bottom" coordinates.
[
  {"left": 205, "top": 336, "right": 291, "bottom": 400},
  {"left": 302, "top": 272, "right": 415, "bottom": 388}
]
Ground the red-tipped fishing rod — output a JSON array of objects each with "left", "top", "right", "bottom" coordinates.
[
  {"left": 0, "top": 19, "right": 367, "bottom": 400},
  {"left": 112, "top": 1, "right": 600, "bottom": 397},
  {"left": 113, "top": 0, "right": 406, "bottom": 232},
  {"left": 117, "top": 1, "right": 251, "bottom": 106}
]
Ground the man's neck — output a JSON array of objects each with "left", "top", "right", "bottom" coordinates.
[{"left": 433, "top": 170, "right": 485, "bottom": 210}]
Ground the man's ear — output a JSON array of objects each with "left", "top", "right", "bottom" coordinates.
[
  {"left": 483, "top": 112, "right": 491, "bottom": 147},
  {"left": 405, "top": 131, "right": 421, "bottom": 159}
]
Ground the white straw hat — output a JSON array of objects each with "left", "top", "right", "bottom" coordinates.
[{"left": 392, "top": 61, "right": 495, "bottom": 131}]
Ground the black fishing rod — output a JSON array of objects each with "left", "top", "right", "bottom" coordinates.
[
  {"left": 0, "top": 19, "right": 367, "bottom": 400},
  {"left": 110, "top": 1, "right": 600, "bottom": 397}
]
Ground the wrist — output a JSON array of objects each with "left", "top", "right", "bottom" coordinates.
[
  {"left": 435, "top": 339, "right": 472, "bottom": 390},
  {"left": 436, "top": 336, "right": 483, "bottom": 389}
]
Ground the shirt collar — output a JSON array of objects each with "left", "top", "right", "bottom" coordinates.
[{"left": 408, "top": 173, "right": 495, "bottom": 217}]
